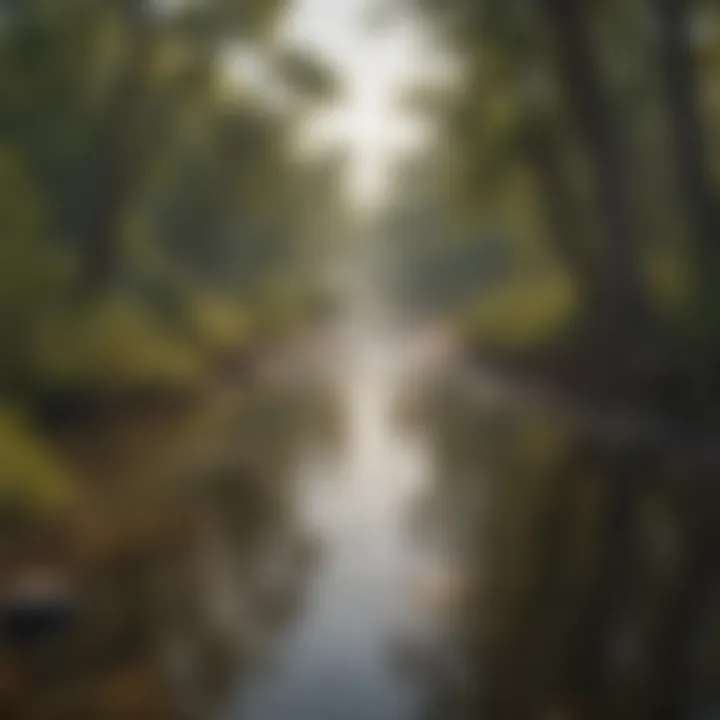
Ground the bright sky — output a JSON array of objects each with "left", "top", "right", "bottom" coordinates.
[{"left": 279, "top": 0, "right": 440, "bottom": 210}]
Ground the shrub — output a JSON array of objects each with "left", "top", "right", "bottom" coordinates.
[{"left": 0, "top": 407, "right": 76, "bottom": 516}]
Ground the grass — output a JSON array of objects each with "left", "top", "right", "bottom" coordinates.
[
  {"left": 35, "top": 298, "right": 204, "bottom": 394},
  {"left": 459, "top": 270, "right": 578, "bottom": 353},
  {"left": 0, "top": 406, "right": 76, "bottom": 515}
]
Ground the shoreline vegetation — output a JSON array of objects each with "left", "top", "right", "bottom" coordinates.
[
  {"left": 3, "top": 0, "right": 720, "bottom": 718},
  {"left": 0, "top": 327, "right": 329, "bottom": 718},
  {"left": 0, "top": 8, "right": 337, "bottom": 712}
]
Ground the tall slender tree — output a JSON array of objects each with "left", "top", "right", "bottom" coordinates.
[{"left": 654, "top": 0, "right": 717, "bottom": 325}]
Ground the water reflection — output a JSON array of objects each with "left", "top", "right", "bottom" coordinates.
[
  {"left": 229, "top": 323, "right": 439, "bottom": 720},
  {"left": 4, "top": 327, "right": 719, "bottom": 720},
  {"left": 1, "top": 372, "right": 336, "bottom": 719},
  {"left": 421, "top": 369, "right": 720, "bottom": 720}
]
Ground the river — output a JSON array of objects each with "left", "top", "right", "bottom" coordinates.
[
  {"left": 223, "top": 320, "right": 457, "bottom": 720},
  {"left": 5, "top": 320, "right": 718, "bottom": 720}
]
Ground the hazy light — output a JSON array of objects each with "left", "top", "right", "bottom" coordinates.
[{"left": 281, "top": 0, "right": 438, "bottom": 210}]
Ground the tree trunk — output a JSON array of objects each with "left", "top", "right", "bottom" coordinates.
[
  {"left": 642, "top": 492, "right": 719, "bottom": 720},
  {"left": 79, "top": 0, "right": 151, "bottom": 292},
  {"left": 527, "top": 128, "right": 597, "bottom": 314},
  {"left": 566, "top": 454, "right": 643, "bottom": 720},
  {"left": 540, "top": 0, "right": 649, "bottom": 349},
  {"left": 654, "top": 0, "right": 717, "bottom": 315}
]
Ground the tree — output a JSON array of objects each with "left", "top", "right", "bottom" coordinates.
[
  {"left": 539, "top": 0, "right": 650, "bottom": 345},
  {"left": 653, "top": 0, "right": 718, "bottom": 333}
]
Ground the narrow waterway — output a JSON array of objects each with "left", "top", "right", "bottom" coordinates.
[
  {"left": 226, "top": 320, "right": 452, "bottom": 720},
  {"left": 8, "top": 320, "right": 713, "bottom": 720}
]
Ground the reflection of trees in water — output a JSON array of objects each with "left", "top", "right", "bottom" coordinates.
[
  {"left": 416, "top": 383, "right": 720, "bottom": 720},
  {"left": 5, "top": 382, "right": 336, "bottom": 719},
  {"left": 156, "top": 467, "right": 318, "bottom": 719}
]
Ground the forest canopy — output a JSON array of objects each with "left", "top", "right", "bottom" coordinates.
[{"left": 0, "top": 0, "right": 341, "bottom": 517}]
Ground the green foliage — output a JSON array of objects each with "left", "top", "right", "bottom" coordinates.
[
  {"left": 0, "top": 0, "right": 335, "bottom": 395},
  {"left": 272, "top": 47, "right": 342, "bottom": 102},
  {"left": 0, "top": 147, "right": 74, "bottom": 387},
  {"left": 460, "top": 270, "right": 577, "bottom": 350},
  {"left": 0, "top": 407, "right": 75, "bottom": 515},
  {"left": 183, "top": 291, "right": 252, "bottom": 353},
  {"left": 0, "top": 0, "right": 338, "bottom": 518},
  {"left": 408, "top": 0, "right": 720, "bottom": 358},
  {"left": 35, "top": 297, "right": 204, "bottom": 393}
]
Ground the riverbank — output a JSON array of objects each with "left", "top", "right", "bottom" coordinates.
[
  {"left": 458, "top": 327, "right": 720, "bottom": 470},
  {"left": 0, "top": 332, "right": 337, "bottom": 719}
]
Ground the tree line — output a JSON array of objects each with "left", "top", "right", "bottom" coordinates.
[{"left": 0, "top": 0, "right": 337, "bottom": 519}]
